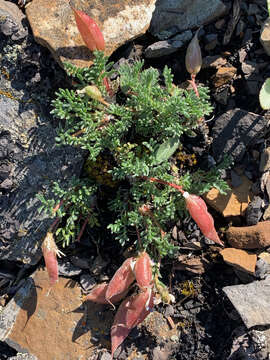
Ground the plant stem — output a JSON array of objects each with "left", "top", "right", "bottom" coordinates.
[
  {"left": 189, "top": 74, "right": 199, "bottom": 98},
  {"left": 141, "top": 176, "right": 184, "bottom": 194},
  {"left": 76, "top": 216, "right": 89, "bottom": 242}
]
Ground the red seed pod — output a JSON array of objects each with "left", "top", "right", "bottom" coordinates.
[
  {"left": 183, "top": 192, "right": 224, "bottom": 246},
  {"left": 185, "top": 29, "right": 202, "bottom": 76},
  {"left": 84, "top": 283, "right": 128, "bottom": 304},
  {"left": 71, "top": 6, "right": 105, "bottom": 52},
  {"left": 105, "top": 257, "right": 135, "bottom": 305},
  {"left": 42, "top": 232, "right": 64, "bottom": 287},
  {"left": 111, "top": 288, "right": 153, "bottom": 357},
  {"left": 134, "top": 252, "right": 152, "bottom": 290}
]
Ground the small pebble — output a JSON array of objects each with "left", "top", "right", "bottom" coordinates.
[
  {"left": 255, "top": 258, "right": 270, "bottom": 280},
  {"left": 245, "top": 196, "right": 263, "bottom": 226},
  {"left": 99, "top": 352, "right": 112, "bottom": 360},
  {"left": 80, "top": 273, "right": 96, "bottom": 291},
  {"left": 164, "top": 304, "right": 174, "bottom": 317},
  {"left": 58, "top": 260, "right": 82, "bottom": 277}
]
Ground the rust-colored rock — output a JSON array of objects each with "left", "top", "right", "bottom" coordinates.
[
  {"left": 226, "top": 221, "right": 270, "bottom": 249},
  {"left": 204, "top": 175, "right": 253, "bottom": 217},
  {"left": 0, "top": 268, "right": 114, "bottom": 359},
  {"left": 220, "top": 248, "right": 257, "bottom": 274},
  {"left": 212, "top": 66, "right": 237, "bottom": 87},
  {"left": 26, "top": 0, "right": 156, "bottom": 68}
]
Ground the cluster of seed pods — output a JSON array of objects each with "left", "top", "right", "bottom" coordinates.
[{"left": 84, "top": 252, "right": 153, "bottom": 357}]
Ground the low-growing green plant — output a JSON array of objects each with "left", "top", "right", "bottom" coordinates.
[
  {"left": 39, "top": 50, "right": 229, "bottom": 256},
  {"left": 38, "top": 7, "right": 231, "bottom": 356}
]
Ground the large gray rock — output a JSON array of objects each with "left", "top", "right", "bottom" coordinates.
[
  {"left": 212, "top": 109, "right": 268, "bottom": 163},
  {"left": 0, "top": 96, "right": 84, "bottom": 265},
  {"left": 150, "top": 0, "right": 227, "bottom": 37},
  {"left": 0, "top": 26, "right": 85, "bottom": 265},
  {"left": 223, "top": 277, "right": 270, "bottom": 328}
]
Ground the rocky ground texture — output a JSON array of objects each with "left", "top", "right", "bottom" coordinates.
[{"left": 0, "top": 0, "right": 270, "bottom": 359}]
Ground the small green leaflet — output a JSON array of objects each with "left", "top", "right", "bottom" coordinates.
[
  {"left": 259, "top": 78, "right": 270, "bottom": 110},
  {"left": 154, "top": 137, "right": 180, "bottom": 165}
]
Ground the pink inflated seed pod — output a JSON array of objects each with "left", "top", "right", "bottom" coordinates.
[
  {"left": 42, "top": 232, "right": 65, "bottom": 287},
  {"left": 183, "top": 192, "right": 224, "bottom": 246},
  {"left": 134, "top": 252, "right": 152, "bottom": 290},
  {"left": 111, "top": 288, "right": 154, "bottom": 357},
  {"left": 84, "top": 283, "right": 128, "bottom": 304},
  {"left": 71, "top": 6, "right": 105, "bottom": 52},
  {"left": 105, "top": 257, "right": 135, "bottom": 306}
]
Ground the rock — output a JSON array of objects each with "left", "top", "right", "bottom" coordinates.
[
  {"left": 212, "top": 109, "right": 268, "bottom": 163},
  {"left": 204, "top": 175, "right": 252, "bottom": 217},
  {"left": 241, "top": 61, "right": 257, "bottom": 77},
  {"left": 99, "top": 352, "right": 112, "bottom": 360},
  {"left": 152, "top": 346, "right": 171, "bottom": 360},
  {"left": 150, "top": 0, "right": 227, "bottom": 36},
  {"left": 212, "top": 66, "right": 237, "bottom": 87},
  {"left": 143, "top": 311, "right": 179, "bottom": 344},
  {"left": 260, "top": 18, "right": 270, "bottom": 56},
  {"left": 0, "top": 268, "right": 114, "bottom": 359},
  {"left": 204, "top": 34, "right": 218, "bottom": 51},
  {"left": 258, "top": 251, "right": 270, "bottom": 265},
  {"left": 263, "top": 204, "right": 270, "bottom": 220},
  {"left": 8, "top": 355, "right": 37, "bottom": 360},
  {"left": 25, "top": 0, "right": 156, "bottom": 68},
  {"left": 245, "top": 196, "right": 263, "bottom": 225},
  {"left": 220, "top": 248, "right": 257, "bottom": 274},
  {"left": 223, "top": 278, "right": 270, "bottom": 328},
  {"left": 255, "top": 258, "right": 270, "bottom": 279},
  {"left": 259, "top": 147, "right": 270, "bottom": 172},
  {"left": 80, "top": 273, "right": 96, "bottom": 292},
  {"left": 0, "top": 0, "right": 28, "bottom": 40},
  {"left": 58, "top": 260, "right": 82, "bottom": 277},
  {"left": 0, "top": 100, "right": 84, "bottom": 265},
  {"left": 226, "top": 221, "right": 270, "bottom": 249},
  {"left": 202, "top": 55, "right": 227, "bottom": 69},
  {"left": 144, "top": 30, "right": 192, "bottom": 58},
  {"left": 227, "top": 326, "right": 270, "bottom": 360},
  {"left": 175, "top": 255, "right": 209, "bottom": 274},
  {"left": 230, "top": 170, "right": 243, "bottom": 188}
]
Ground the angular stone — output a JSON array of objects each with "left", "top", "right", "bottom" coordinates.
[
  {"left": 245, "top": 196, "right": 263, "bottom": 226},
  {"left": 0, "top": 269, "right": 114, "bottom": 359},
  {"left": 204, "top": 175, "right": 252, "bottom": 217},
  {"left": 26, "top": 0, "right": 156, "bottom": 68},
  {"left": 212, "top": 66, "right": 237, "bottom": 87},
  {"left": 150, "top": 0, "right": 227, "bottom": 36},
  {"left": 226, "top": 221, "right": 270, "bottom": 249},
  {"left": 260, "top": 18, "right": 270, "bottom": 56},
  {"left": 223, "top": 278, "right": 270, "bottom": 328},
  {"left": 144, "top": 30, "right": 192, "bottom": 58},
  {"left": 259, "top": 147, "right": 270, "bottom": 172},
  {"left": 0, "top": 0, "right": 27, "bottom": 40},
  {"left": 220, "top": 248, "right": 257, "bottom": 274},
  {"left": 212, "top": 109, "right": 268, "bottom": 163},
  {"left": 258, "top": 251, "right": 270, "bottom": 265},
  {"left": 202, "top": 55, "right": 227, "bottom": 69}
]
